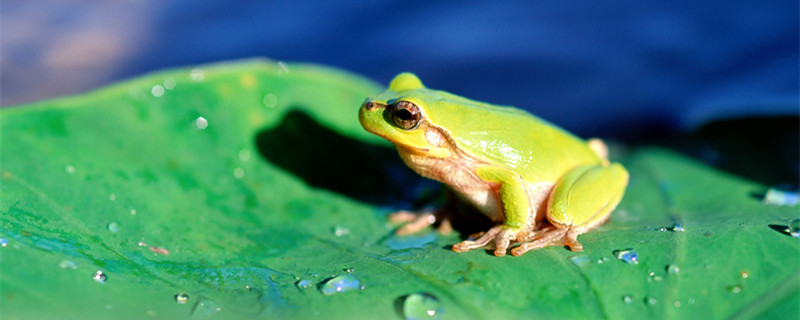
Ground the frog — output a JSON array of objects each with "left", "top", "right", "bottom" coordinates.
[{"left": 358, "top": 73, "right": 629, "bottom": 256}]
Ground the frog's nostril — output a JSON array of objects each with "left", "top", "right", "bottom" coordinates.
[{"left": 362, "top": 101, "right": 381, "bottom": 110}]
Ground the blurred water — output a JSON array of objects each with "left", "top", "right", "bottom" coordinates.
[{"left": 2, "top": 0, "right": 797, "bottom": 137}]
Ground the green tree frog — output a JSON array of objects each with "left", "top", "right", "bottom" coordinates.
[{"left": 358, "top": 73, "right": 629, "bottom": 256}]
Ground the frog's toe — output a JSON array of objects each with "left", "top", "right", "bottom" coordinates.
[
  {"left": 452, "top": 225, "right": 502, "bottom": 253},
  {"left": 390, "top": 210, "right": 438, "bottom": 235},
  {"left": 388, "top": 210, "right": 421, "bottom": 224},
  {"left": 564, "top": 230, "right": 584, "bottom": 252},
  {"left": 509, "top": 226, "right": 570, "bottom": 256},
  {"left": 493, "top": 228, "right": 522, "bottom": 257}
]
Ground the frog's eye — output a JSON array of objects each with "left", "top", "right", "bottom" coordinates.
[{"left": 391, "top": 101, "right": 422, "bottom": 130}]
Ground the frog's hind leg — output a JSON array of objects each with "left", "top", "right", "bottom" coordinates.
[{"left": 511, "top": 163, "right": 628, "bottom": 256}]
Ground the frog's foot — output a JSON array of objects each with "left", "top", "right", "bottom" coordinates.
[
  {"left": 452, "top": 225, "right": 532, "bottom": 257},
  {"left": 510, "top": 226, "right": 583, "bottom": 256},
  {"left": 389, "top": 209, "right": 453, "bottom": 235}
]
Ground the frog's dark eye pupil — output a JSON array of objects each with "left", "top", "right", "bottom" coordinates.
[
  {"left": 396, "top": 109, "right": 412, "bottom": 121},
  {"left": 392, "top": 101, "right": 421, "bottom": 130}
]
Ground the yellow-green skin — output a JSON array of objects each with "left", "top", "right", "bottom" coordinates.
[{"left": 359, "top": 73, "right": 629, "bottom": 256}]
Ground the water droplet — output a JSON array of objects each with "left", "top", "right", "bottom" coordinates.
[
  {"left": 319, "top": 274, "right": 361, "bottom": 296},
  {"left": 762, "top": 188, "right": 800, "bottom": 206},
  {"left": 65, "top": 165, "right": 76, "bottom": 174},
  {"left": 648, "top": 273, "right": 663, "bottom": 282},
  {"left": 151, "top": 85, "right": 165, "bottom": 97},
  {"left": 622, "top": 295, "right": 634, "bottom": 304},
  {"left": 644, "top": 296, "right": 657, "bottom": 306},
  {"left": 93, "top": 270, "right": 107, "bottom": 283},
  {"left": 233, "top": 167, "right": 245, "bottom": 179},
  {"left": 740, "top": 270, "right": 750, "bottom": 279},
  {"left": 238, "top": 149, "right": 251, "bottom": 161},
  {"left": 703, "top": 231, "right": 713, "bottom": 237},
  {"left": 671, "top": 223, "right": 685, "bottom": 232},
  {"left": 109, "top": 193, "right": 116, "bottom": 201},
  {"left": 163, "top": 78, "right": 176, "bottom": 90},
  {"left": 613, "top": 248, "right": 639, "bottom": 264},
  {"left": 59, "top": 260, "right": 77, "bottom": 269},
  {"left": 403, "top": 292, "right": 443, "bottom": 320},
  {"left": 333, "top": 226, "right": 350, "bottom": 237},
  {"left": 130, "top": 209, "right": 137, "bottom": 215},
  {"left": 674, "top": 300, "right": 681, "bottom": 308},
  {"left": 195, "top": 117, "right": 208, "bottom": 130},
  {"left": 175, "top": 293, "right": 189, "bottom": 304},
  {"left": 727, "top": 285, "right": 742, "bottom": 294},
  {"left": 107, "top": 222, "right": 119, "bottom": 233},
  {"left": 658, "top": 227, "right": 667, "bottom": 232},
  {"left": 666, "top": 264, "right": 680, "bottom": 275},
  {"left": 190, "top": 298, "right": 220, "bottom": 319},
  {"left": 262, "top": 93, "right": 278, "bottom": 108},
  {"left": 790, "top": 219, "right": 800, "bottom": 237},
  {"left": 190, "top": 68, "right": 205, "bottom": 82},
  {"left": 0, "top": 238, "right": 7, "bottom": 247},
  {"left": 569, "top": 255, "right": 591, "bottom": 267},
  {"left": 277, "top": 61, "right": 290, "bottom": 74},
  {"left": 296, "top": 279, "right": 313, "bottom": 289},
  {"left": 343, "top": 267, "right": 354, "bottom": 273}
]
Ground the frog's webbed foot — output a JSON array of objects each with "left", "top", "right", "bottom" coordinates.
[
  {"left": 509, "top": 226, "right": 583, "bottom": 256},
  {"left": 452, "top": 225, "right": 533, "bottom": 257},
  {"left": 389, "top": 209, "right": 453, "bottom": 235}
]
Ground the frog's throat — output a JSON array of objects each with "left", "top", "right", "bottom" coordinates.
[{"left": 393, "top": 124, "right": 456, "bottom": 159}]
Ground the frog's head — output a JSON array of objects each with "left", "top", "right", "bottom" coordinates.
[{"left": 358, "top": 73, "right": 452, "bottom": 158}]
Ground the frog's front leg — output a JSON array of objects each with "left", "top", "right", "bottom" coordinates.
[
  {"left": 510, "top": 163, "right": 629, "bottom": 256},
  {"left": 452, "top": 166, "right": 536, "bottom": 257}
]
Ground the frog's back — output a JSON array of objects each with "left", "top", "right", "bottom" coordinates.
[{"left": 422, "top": 90, "right": 601, "bottom": 182}]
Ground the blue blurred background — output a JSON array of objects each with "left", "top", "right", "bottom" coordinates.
[{"left": 2, "top": 1, "right": 798, "bottom": 137}]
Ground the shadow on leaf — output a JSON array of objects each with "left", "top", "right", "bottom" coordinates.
[{"left": 255, "top": 109, "right": 435, "bottom": 207}]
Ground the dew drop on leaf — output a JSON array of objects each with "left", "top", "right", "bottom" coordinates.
[
  {"left": 569, "top": 255, "right": 591, "bottom": 267},
  {"left": 175, "top": 293, "right": 189, "bottom": 304},
  {"left": 319, "top": 274, "right": 360, "bottom": 296},
  {"left": 190, "top": 298, "right": 220, "bottom": 319},
  {"left": 263, "top": 93, "right": 278, "bottom": 108},
  {"left": 295, "top": 279, "right": 313, "bottom": 289},
  {"left": 59, "top": 260, "right": 77, "bottom": 269},
  {"left": 762, "top": 188, "right": 799, "bottom": 206},
  {"left": 613, "top": 248, "right": 638, "bottom": 264},
  {"left": 644, "top": 296, "right": 657, "bottom": 306},
  {"left": 789, "top": 219, "right": 800, "bottom": 237},
  {"left": 195, "top": 117, "right": 208, "bottom": 130},
  {"left": 622, "top": 295, "right": 634, "bottom": 304},
  {"left": 93, "top": 270, "right": 107, "bottom": 284},
  {"left": 151, "top": 85, "right": 165, "bottom": 97},
  {"left": 666, "top": 264, "right": 680, "bottom": 275},
  {"left": 403, "top": 292, "right": 443, "bottom": 320},
  {"left": 333, "top": 226, "right": 350, "bottom": 237}
]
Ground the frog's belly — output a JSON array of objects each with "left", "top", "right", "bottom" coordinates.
[
  {"left": 452, "top": 179, "right": 554, "bottom": 224},
  {"left": 396, "top": 144, "right": 553, "bottom": 224}
]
